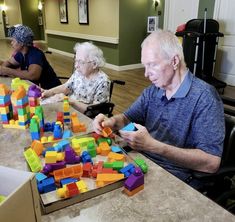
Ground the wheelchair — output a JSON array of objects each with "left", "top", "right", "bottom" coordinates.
[
  {"left": 193, "top": 95, "right": 235, "bottom": 214},
  {"left": 84, "top": 80, "right": 125, "bottom": 118}
]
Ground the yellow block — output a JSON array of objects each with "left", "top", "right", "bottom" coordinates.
[{"left": 0, "top": 106, "right": 9, "bottom": 114}]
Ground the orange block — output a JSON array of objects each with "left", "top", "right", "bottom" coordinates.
[
  {"left": 102, "top": 127, "right": 112, "bottom": 137},
  {"left": 123, "top": 184, "right": 144, "bottom": 196},
  {"left": 96, "top": 142, "right": 111, "bottom": 156},
  {"left": 71, "top": 112, "right": 86, "bottom": 133},
  {"left": 96, "top": 173, "right": 124, "bottom": 187},
  {"left": 12, "top": 86, "right": 26, "bottom": 99},
  {"left": 108, "top": 152, "right": 126, "bottom": 162},
  {"left": 0, "top": 84, "right": 10, "bottom": 96},
  {"left": 54, "top": 165, "right": 83, "bottom": 182},
  {"left": 31, "top": 140, "right": 44, "bottom": 156}
]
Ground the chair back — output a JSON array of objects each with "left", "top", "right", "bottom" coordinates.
[{"left": 221, "top": 115, "right": 235, "bottom": 167}]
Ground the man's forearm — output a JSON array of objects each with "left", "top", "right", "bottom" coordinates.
[{"left": 147, "top": 138, "right": 221, "bottom": 173}]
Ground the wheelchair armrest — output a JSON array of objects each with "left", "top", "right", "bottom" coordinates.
[
  {"left": 84, "top": 102, "right": 115, "bottom": 118},
  {"left": 112, "top": 80, "right": 125, "bottom": 85},
  {"left": 193, "top": 166, "right": 235, "bottom": 180},
  {"left": 221, "top": 95, "right": 235, "bottom": 107}
]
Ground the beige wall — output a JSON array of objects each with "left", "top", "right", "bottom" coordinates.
[
  {"left": 45, "top": 0, "right": 119, "bottom": 37},
  {"left": 5, "top": 0, "right": 22, "bottom": 26}
]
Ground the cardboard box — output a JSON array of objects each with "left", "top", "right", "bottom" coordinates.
[{"left": 0, "top": 166, "right": 41, "bottom": 222}]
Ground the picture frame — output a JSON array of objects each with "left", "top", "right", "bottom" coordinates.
[
  {"left": 78, "top": 0, "right": 89, "bottom": 25},
  {"left": 147, "top": 16, "right": 157, "bottom": 33},
  {"left": 59, "top": 0, "right": 68, "bottom": 24}
]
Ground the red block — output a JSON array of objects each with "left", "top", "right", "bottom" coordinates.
[{"left": 66, "top": 183, "right": 79, "bottom": 197}]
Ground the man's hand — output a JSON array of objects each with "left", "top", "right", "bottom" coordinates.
[
  {"left": 119, "top": 123, "right": 154, "bottom": 150},
  {"left": 93, "top": 114, "right": 116, "bottom": 135}
]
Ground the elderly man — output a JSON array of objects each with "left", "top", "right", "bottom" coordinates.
[
  {"left": 0, "top": 24, "right": 61, "bottom": 89},
  {"left": 93, "top": 29, "right": 225, "bottom": 189}
]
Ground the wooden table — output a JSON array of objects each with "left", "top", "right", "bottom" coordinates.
[{"left": 0, "top": 77, "right": 234, "bottom": 222}]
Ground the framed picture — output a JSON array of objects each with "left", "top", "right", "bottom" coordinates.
[
  {"left": 147, "top": 16, "right": 157, "bottom": 33},
  {"left": 78, "top": 0, "right": 89, "bottom": 24},
  {"left": 59, "top": 0, "right": 68, "bottom": 23}
]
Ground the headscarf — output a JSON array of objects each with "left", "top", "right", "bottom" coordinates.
[{"left": 8, "top": 24, "right": 34, "bottom": 46}]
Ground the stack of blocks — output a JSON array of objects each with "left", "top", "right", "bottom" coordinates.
[
  {"left": 0, "top": 84, "right": 13, "bottom": 124},
  {"left": 27, "top": 84, "right": 41, "bottom": 115},
  {"left": 63, "top": 96, "right": 70, "bottom": 123},
  {"left": 29, "top": 105, "right": 45, "bottom": 141},
  {"left": 0, "top": 84, "right": 30, "bottom": 129}
]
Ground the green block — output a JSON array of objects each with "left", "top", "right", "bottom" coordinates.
[
  {"left": 103, "top": 162, "right": 113, "bottom": 168},
  {"left": 87, "top": 143, "right": 96, "bottom": 157},
  {"left": 29, "top": 119, "right": 39, "bottom": 132},
  {"left": 134, "top": 158, "right": 148, "bottom": 173},
  {"left": 0, "top": 195, "right": 6, "bottom": 203},
  {"left": 35, "top": 106, "right": 44, "bottom": 120},
  {"left": 97, "top": 137, "right": 112, "bottom": 146},
  {"left": 112, "top": 161, "right": 124, "bottom": 171},
  {"left": 17, "top": 107, "right": 27, "bottom": 115},
  {"left": 23, "top": 148, "right": 42, "bottom": 173}
]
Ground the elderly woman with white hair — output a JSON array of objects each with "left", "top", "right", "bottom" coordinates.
[{"left": 41, "top": 42, "right": 110, "bottom": 113}]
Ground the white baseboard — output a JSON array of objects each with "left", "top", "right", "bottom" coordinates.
[{"left": 48, "top": 47, "right": 144, "bottom": 71}]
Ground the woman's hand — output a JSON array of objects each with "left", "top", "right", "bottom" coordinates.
[{"left": 41, "top": 89, "right": 53, "bottom": 99}]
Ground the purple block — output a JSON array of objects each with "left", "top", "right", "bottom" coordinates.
[
  {"left": 42, "top": 161, "right": 66, "bottom": 174},
  {"left": 124, "top": 167, "right": 144, "bottom": 191},
  {"left": 65, "top": 146, "right": 81, "bottom": 164},
  {"left": 28, "top": 84, "right": 41, "bottom": 97}
]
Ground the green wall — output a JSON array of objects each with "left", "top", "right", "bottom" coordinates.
[
  {"left": 19, "top": 0, "right": 43, "bottom": 40},
  {"left": 47, "top": 35, "right": 119, "bottom": 66},
  {"left": 198, "top": 0, "right": 215, "bottom": 19},
  {"left": 17, "top": 0, "right": 216, "bottom": 67},
  {"left": 118, "top": 0, "right": 148, "bottom": 65}
]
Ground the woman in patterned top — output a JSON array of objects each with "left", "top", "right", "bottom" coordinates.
[{"left": 42, "top": 42, "right": 110, "bottom": 113}]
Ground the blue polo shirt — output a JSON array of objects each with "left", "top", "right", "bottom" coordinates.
[{"left": 124, "top": 71, "right": 225, "bottom": 188}]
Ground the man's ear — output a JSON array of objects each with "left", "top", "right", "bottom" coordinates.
[{"left": 172, "top": 55, "right": 180, "bottom": 70}]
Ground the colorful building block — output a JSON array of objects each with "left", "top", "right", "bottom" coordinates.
[{"left": 23, "top": 148, "right": 42, "bottom": 172}]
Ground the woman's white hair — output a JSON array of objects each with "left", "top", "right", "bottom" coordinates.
[
  {"left": 74, "top": 42, "right": 105, "bottom": 68},
  {"left": 142, "top": 29, "right": 185, "bottom": 66}
]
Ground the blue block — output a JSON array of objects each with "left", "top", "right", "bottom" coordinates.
[
  {"left": 62, "top": 130, "right": 73, "bottom": 139},
  {"left": 1, "top": 113, "right": 10, "bottom": 121},
  {"left": 35, "top": 173, "right": 47, "bottom": 183},
  {"left": 31, "top": 132, "right": 40, "bottom": 141},
  {"left": 60, "top": 178, "right": 78, "bottom": 186},
  {"left": 121, "top": 122, "right": 137, "bottom": 131},
  {"left": 44, "top": 122, "right": 54, "bottom": 132},
  {"left": 0, "top": 95, "right": 11, "bottom": 104},
  {"left": 18, "top": 119, "right": 30, "bottom": 126},
  {"left": 37, "top": 177, "right": 56, "bottom": 193},
  {"left": 16, "top": 96, "right": 28, "bottom": 106},
  {"left": 120, "top": 163, "right": 135, "bottom": 177},
  {"left": 111, "top": 146, "right": 122, "bottom": 153},
  {"left": 81, "top": 151, "right": 92, "bottom": 163},
  {"left": 64, "top": 118, "right": 70, "bottom": 123},
  {"left": 53, "top": 124, "right": 63, "bottom": 139},
  {"left": 54, "top": 140, "right": 70, "bottom": 152}
]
